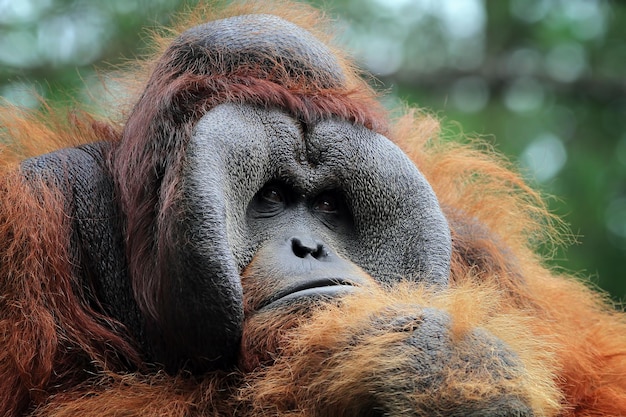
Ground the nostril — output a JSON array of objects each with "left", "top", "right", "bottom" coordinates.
[
  {"left": 291, "top": 238, "right": 309, "bottom": 258},
  {"left": 291, "top": 237, "right": 326, "bottom": 259},
  {"left": 311, "top": 244, "right": 325, "bottom": 259}
]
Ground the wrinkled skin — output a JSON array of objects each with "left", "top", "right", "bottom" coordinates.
[{"left": 178, "top": 102, "right": 451, "bottom": 314}]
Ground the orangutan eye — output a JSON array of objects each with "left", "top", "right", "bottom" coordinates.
[
  {"left": 313, "top": 193, "right": 338, "bottom": 214},
  {"left": 261, "top": 186, "right": 284, "bottom": 204},
  {"left": 250, "top": 183, "right": 289, "bottom": 218}
]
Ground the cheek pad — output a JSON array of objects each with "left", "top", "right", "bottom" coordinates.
[{"left": 304, "top": 119, "right": 452, "bottom": 285}]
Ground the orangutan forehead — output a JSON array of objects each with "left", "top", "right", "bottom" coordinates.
[
  {"left": 178, "top": 14, "right": 346, "bottom": 88},
  {"left": 153, "top": 14, "right": 388, "bottom": 133}
]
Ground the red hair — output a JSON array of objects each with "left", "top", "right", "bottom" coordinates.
[{"left": 1, "top": 1, "right": 626, "bottom": 416}]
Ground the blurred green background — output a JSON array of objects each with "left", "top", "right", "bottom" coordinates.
[{"left": 1, "top": 0, "right": 624, "bottom": 299}]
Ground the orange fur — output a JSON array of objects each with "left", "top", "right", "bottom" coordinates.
[
  {"left": 398, "top": 111, "right": 626, "bottom": 416},
  {"left": 32, "top": 283, "right": 563, "bottom": 417},
  {"left": 1, "top": 1, "right": 626, "bottom": 416}
]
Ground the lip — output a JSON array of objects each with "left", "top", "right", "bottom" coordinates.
[{"left": 260, "top": 278, "right": 358, "bottom": 311}]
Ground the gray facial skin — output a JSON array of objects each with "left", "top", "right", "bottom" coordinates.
[{"left": 155, "top": 102, "right": 451, "bottom": 370}]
